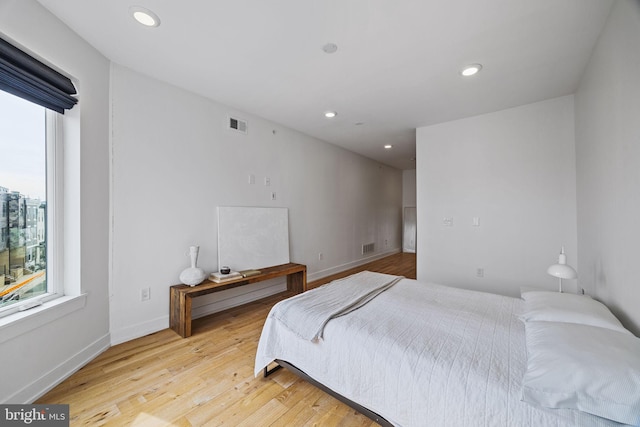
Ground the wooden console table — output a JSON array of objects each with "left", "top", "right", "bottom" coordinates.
[{"left": 170, "top": 262, "right": 307, "bottom": 338}]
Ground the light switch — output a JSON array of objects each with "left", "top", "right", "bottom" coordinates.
[
  {"left": 443, "top": 217, "right": 453, "bottom": 227},
  {"left": 473, "top": 217, "right": 480, "bottom": 227}
]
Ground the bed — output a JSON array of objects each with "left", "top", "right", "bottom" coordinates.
[{"left": 255, "top": 271, "right": 640, "bottom": 427}]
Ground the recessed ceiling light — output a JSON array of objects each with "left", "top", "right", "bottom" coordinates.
[
  {"left": 384, "top": 145, "right": 393, "bottom": 149},
  {"left": 324, "top": 111, "right": 337, "bottom": 118},
  {"left": 130, "top": 6, "right": 161, "bottom": 27},
  {"left": 461, "top": 64, "right": 482, "bottom": 77},
  {"left": 322, "top": 43, "right": 338, "bottom": 54}
]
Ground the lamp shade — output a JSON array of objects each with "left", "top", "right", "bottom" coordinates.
[
  {"left": 547, "top": 247, "right": 577, "bottom": 292},
  {"left": 547, "top": 263, "right": 577, "bottom": 279}
]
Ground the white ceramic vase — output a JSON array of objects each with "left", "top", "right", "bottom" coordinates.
[{"left": 179, "top": 245, "right": 206, "bottom": 286}]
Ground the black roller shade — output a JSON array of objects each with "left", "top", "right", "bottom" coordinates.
[{"left": 0, "top": 37, "right": 77, "bottom": 114}]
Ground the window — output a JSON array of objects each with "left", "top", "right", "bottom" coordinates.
[
  {"left": 0, "top": 90, "right": 55, "bottom": 314},
  {"left": 0, "top": 37, "right": 77, "bottom": 322}
]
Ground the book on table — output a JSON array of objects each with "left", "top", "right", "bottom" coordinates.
[
  {"left": 210, "top": 271, "right": 241, "bottom": 283},
  {"left": 209, "top": 269, "right": 262, "bottom": 283}
]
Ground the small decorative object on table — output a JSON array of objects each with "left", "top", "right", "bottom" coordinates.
[
  {"left": 239, "top": 269, "right": 262, "bottom": 278},
  {"left": 179, "top": 245, "right": 207, "bottom": 286}
]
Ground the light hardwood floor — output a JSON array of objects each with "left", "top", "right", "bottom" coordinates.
[{"left": 37, "top": 252, "right": 416, "bottom": 426}]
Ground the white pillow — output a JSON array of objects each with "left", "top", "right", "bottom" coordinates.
[
  {"left": 520, "top": 291, "right": 629, "bottom": 334},
  {"left": 520, "top": 286, "right": 551, "bottom": 296},
  {"left": 522, "top": 321, "right": 640, "bottom": 425}
]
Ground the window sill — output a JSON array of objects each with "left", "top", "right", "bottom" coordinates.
[{"left": 0, "top": 294, "right": 87, "bottom": 344}]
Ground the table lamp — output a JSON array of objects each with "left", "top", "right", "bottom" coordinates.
[{"left": 547, "top": 246, "right": 577, "bottom": 293}]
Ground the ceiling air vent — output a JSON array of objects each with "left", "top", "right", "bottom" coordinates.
[{"left": 227, "top": 116, "right": 248, "bottom": 134}]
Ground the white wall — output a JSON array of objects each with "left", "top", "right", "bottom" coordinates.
[
  {"left": 575, "top": 0, "right": 640, "bottom": 336},
  {"left": 403, "top": 169, "right": 417, "bottom": 207},
  {"left": 0, "top": 0, "right": 110, "bottom": 402},
  {"left": 109, "top": 64, "right": 403, "bottom": 344},
  {"left": 416, "top": 96, "right": 577, "bottom": 297}
]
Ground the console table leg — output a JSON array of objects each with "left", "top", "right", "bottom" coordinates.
[
  {"left": 170, "top": 288, "right": 192, "bottom": 338},
  {"left": 287, "top": 271, "right": 306, "bottom": 293},
  {"left": 183, "top": 296, "right": 193, "bottom": 338}
]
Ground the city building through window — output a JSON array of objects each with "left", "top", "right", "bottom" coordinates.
[{"left": 0, "top": 90, "right": 49, "bottom": 312}]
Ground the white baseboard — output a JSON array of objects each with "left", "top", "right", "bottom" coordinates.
[
  {"left": 191, "top": 280, "right": 286, "bottom": 320},
  {"left": 7, "top": 333, "right": 111, "bottom": 404},
  {"left": 110, "top": 315, "right": 169, "bottom": 346},
  {"left": 307, "top": 248, "right": 401, "bottom": 283}
]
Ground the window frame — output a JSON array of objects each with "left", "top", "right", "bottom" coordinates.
[
  {"left": 43, "top": 108, "right": 64, "bottom": 302},
  {"left": 0, "top": 107, "right": 63, "bottom": 318}
]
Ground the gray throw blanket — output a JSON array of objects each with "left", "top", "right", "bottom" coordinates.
[{"left": 270, "top": 270, "right": 403, "bottom": 341}]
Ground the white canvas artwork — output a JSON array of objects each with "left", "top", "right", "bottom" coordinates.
[{"left": 217, "top": 206, "right": 290, "bottom": 271}]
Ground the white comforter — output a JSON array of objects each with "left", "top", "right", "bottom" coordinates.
[
  {"left": 269, "top": 271, "right": 403, "bottom": 341},
  {"left": 255, "top": 276, "right": 622, "bottom": 427}
]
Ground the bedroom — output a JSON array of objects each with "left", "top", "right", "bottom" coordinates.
[{"left": 0, "top": 0, "right": 639, "bottom": 425}]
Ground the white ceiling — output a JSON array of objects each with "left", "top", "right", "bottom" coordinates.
[{"left": 37, "top": 0, "right": 613, "bottom": 170}]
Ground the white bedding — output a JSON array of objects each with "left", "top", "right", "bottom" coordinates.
[
  {"left": 255, "top": 277, "right": 625, "bottom": 427},
  {"left": 269, "top": 270, "right": 402, "bottom": 341}
]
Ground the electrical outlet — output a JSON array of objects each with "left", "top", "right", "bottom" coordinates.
[
  {"left": 476, "top": 268, "right": 484, "bottom": 278},
  {"left": 264, "top": 177, "right": 271, "bottom": 186},
  {"left": 141, "top": 287, "right": 151, "bottom": 301}
]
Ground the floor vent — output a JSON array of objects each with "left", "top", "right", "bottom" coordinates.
[
  {"left": 227, "top": 116, "right": 248, "bottom": 134},
  {"left": 362, "top": 242, "right": 375, "bottom": 255}
]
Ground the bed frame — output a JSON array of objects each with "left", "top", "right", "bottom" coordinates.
[{"left": 264, "top": 359, "right": 394, "bottom": 427}]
